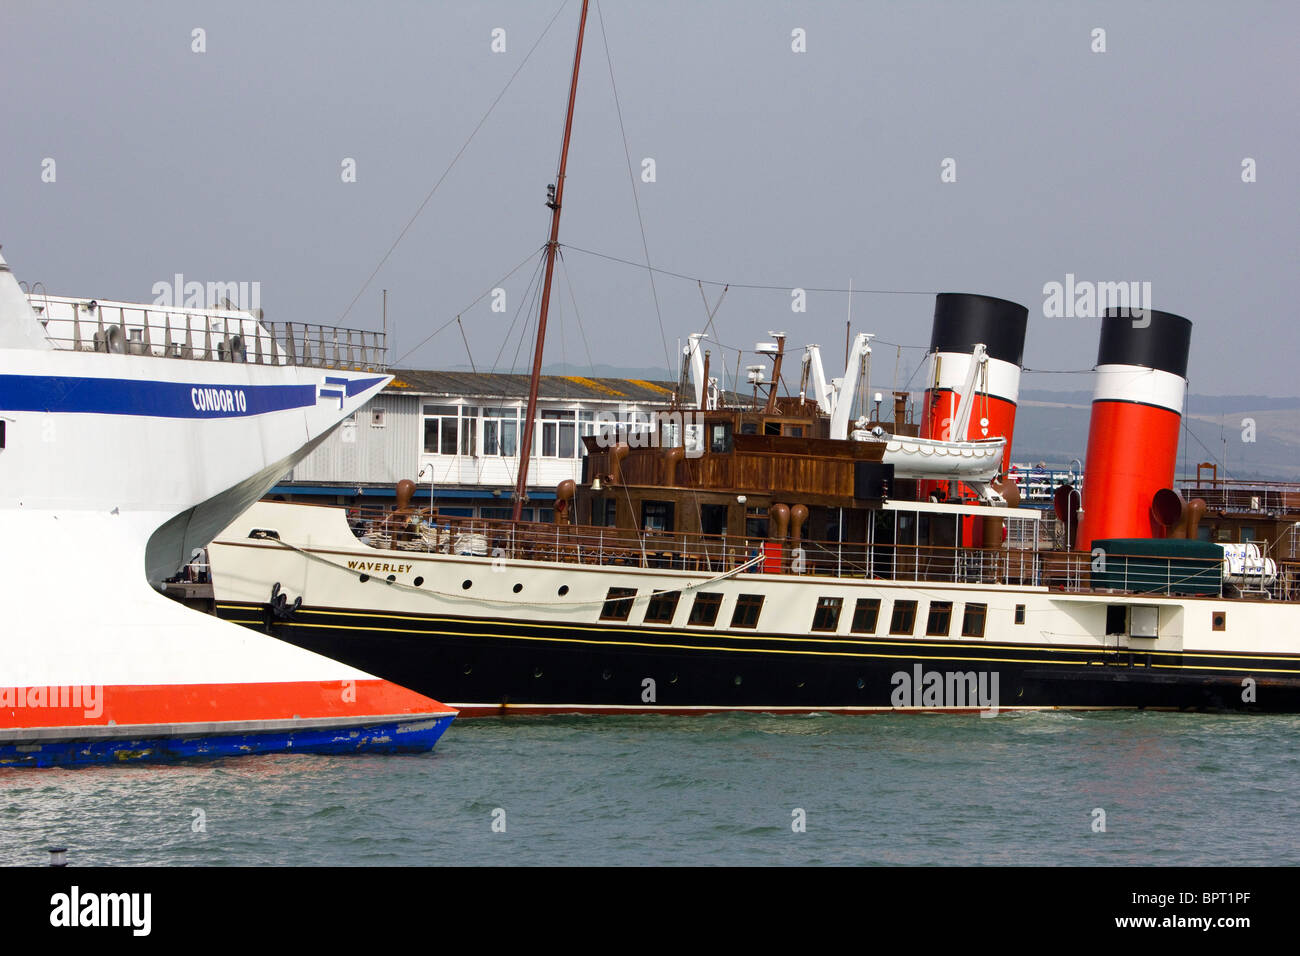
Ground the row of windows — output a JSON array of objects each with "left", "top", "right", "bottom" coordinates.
[
  {"left": 598, "top": 586, "right": 1018, "bottom": 638},
  {"left": 811, "top": 596, "right": 989, "bottom": 637},
  {"left": 422, "top": 406, "right": 655, "bottom": 459},
  {"left": 600, "top": 588, "right": 766, "bottom": 629}
]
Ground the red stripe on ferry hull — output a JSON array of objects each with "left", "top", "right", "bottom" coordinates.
[
  {"left": 1078, "top": 399, "right": 1181, "bottom": 550},
  {"left": 0, "top": 679, "right": 454, "bottom": 731}
]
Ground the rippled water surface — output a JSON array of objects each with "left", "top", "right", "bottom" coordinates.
[{"left": 3, "top": 712, "right": 1298, "bottom": 866}]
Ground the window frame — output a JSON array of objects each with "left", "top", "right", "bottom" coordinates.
[
  {"left": 925, "top": 601, "right": 953, "bottom": 637},
  {"left": 961, "top": 603, "right": 988, "bottom": 638},
  {"left": 643, "top": 590, "right": 680, "bottom": 625},
  {"left": 811, "top": 596, "right": 844, "bottom": 633},
  {"left": 850, "top": 597, "right": 881, "bottom": 634},
  {"left": 686, "top": 592, "right": 724, "bottom": 626},
  {"left": 730, "top": 594, "right": 765, "bottom": 629},
  {"left": 599, "top": 587, "right": 638, "bottom": 622},
  {"left": 889, "top": 600, "right": 918, "bottom": 635}
]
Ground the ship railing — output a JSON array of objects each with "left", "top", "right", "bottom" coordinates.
[
  {"left": 29, "top": 296, "right": 387, "bottom": 371},
  {"left": 1178, "top": 483, "right": 1300, "bottom": 516},
  {"left": 343, "top": 507, "right": 1300, "bottom": 601}
]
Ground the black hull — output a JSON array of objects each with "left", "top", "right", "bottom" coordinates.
[{"left": 216, "top": 602, "right": 1300, "bottom": 715}]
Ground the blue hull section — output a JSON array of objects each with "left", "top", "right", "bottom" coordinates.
[{"left": 0, "top": 715, "right": 454, "bottom": 768}]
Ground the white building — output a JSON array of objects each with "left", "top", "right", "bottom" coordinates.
[{"left": 279, "top": 370, "right": 685, "bottom": 519}]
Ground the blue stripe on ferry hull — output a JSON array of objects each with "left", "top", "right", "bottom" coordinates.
[
  {"left": 0, "top": 715, "right": 454, "bottom": 768},
  {"left": 0, "top": 374, "right": 382, "bottom": 418}
]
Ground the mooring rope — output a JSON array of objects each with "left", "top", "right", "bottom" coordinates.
[{"left": 250, "top": 531, "right": 765, "bottom": 610}]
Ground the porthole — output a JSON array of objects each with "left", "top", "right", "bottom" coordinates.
[
  {"left": 795, "top": 680, "right": 805, "bottom": 688},
  {"left": 462, "top": 579, "right": 473, "bottom": 590},
  {"left": 533, "top": 667, "right": 544, "bottom": 678},
  {"left": 513, "top": 583, "right": 523, "bottom": 593},
  {"left": 414, "top": 576, "right": 424, "bottom": 587},
  {"left": 557, "top": 585, "right": 570, "bottom": 596},
  {"left": 733, "top": 675, "right": 743, "bottom": 686},
  {"left": 359, "top": 573, "right": 370, "bottom": 583},
  {"left": 602, "top": 669, "right": 613, "bottom": 680},
  {"left": 669, "top": 673, "right": 679, "bottom": 684},
  {"left": 856, "top": 678, "right": 865, "bottom": 689},
  {"left": 463, "top": 664, "right": 472, "bottom": 675},
  {"left": 386, "top": 574, "right": 396, "bottom": 583}
]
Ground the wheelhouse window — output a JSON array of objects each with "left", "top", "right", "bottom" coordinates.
[
  {"left": 643, "top": 590, "right": 680, "bottom": 625},
  {"left": 599, "top": 587, "right": 637, "bottom": 622},
  {"left": 684, "top": 420, "right": 705, "bottom": 457},
  {"left": 925, "top": 601, "right": 953, "bottom": 637},
  {"left": 961, "top": 603, "right": 987, "bottom": 638},
  {"left": 483, "top": 407, "right": 519, "bottom": 457},
  {"left": 686, "top": 592, "right": 723, "bottom": 626},
  {"left": 730, "top": 594, "right": 764, "bottom": 629},
  {"left": 659, "top": 412, "right": 682, "bottom": 450},
  {"left": 811, "top": 596, "right": 843, "bottom": 632},
  {"left": 850, "top": 598, "right": 881, "bottom": 634},
  {"left": 889, "top": 600, "right": 918, "bottom": 635},
  {"left": 708, "top": 422, "right": 733, "bottom": 454}
]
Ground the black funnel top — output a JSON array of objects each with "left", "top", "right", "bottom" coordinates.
[
  {"left": 930, "top": 293, "right": 1029, "bottom": 367},
  {"left": 1097, "top": 308, "right": 1192, "bottom": 379}
]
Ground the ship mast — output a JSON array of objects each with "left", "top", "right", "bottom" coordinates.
[{"left": 513, "top": 0, "right": 590, "bottom": 521}]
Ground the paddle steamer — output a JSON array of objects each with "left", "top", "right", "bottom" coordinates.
[{"left": 208, "top": 0, "right": 1300, "bottom": 715}]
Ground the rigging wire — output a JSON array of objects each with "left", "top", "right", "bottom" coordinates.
[
  {"left": 594, "top": 0, "right": 674, "bottom": 380},
  {"left": 456, "top": 317, "right": 477, "bottom": 374},
  {"left": 557, "top": 248, "right": 598, "bottom": 374},
  {"left": 335, "top": 0, "right": 574, "bottom": 326},
  {"left": 559, "top": 242, "right": 937, "bottom": 297},
  {"left": 491, "top": 249, "right": 549, "bottom": 372},
  {"left": 393, "top": 245, "right": 546, "bottom": 368}
]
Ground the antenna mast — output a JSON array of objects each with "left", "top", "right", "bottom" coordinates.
[{"left": 513, "top": 0, "right": 590, "bottom": 520}]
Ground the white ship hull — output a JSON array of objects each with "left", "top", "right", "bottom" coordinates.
[
  {"left": 208, "top": 500, "right": 1300, "bottom": 715},
  {"left": 0, "top": 251, "right": 455, "bottom": 765}
]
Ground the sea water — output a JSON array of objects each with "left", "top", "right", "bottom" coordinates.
[{"left": 2, "top": 711, "right": 1297, "bottom": 866}]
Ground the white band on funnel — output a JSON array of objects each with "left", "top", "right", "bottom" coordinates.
[
  {"left": 928, "top": 352, "right": 1022, "bottom": 404},
  {"left": 1092, "top": 364, "right": 1186, "bottom": 413}
]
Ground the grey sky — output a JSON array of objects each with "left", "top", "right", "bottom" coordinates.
[{"left": 2, "top": 1, "right": 1295, "bottom": 396}]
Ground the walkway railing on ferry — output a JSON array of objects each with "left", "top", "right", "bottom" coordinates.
[
  {"left": 31, "top": 299, "right": 387, "bottom": 371},
  {"left": 343, "top": 507, "right": 1300, "bottom": 603}
]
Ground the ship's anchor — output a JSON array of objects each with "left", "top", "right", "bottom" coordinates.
[{"left": 269, "top": 581, "right": 303, "bottom": 620}]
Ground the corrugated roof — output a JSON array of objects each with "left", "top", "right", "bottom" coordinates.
[{"left": 385, "top": 370, "right": 682, "bottom": 404}]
